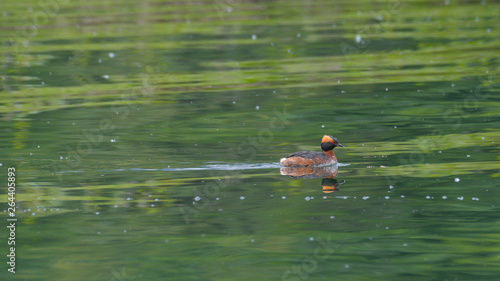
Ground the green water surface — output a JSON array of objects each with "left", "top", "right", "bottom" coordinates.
[{"left": 1, "top": 0, "right": 499, "bottom": 280}]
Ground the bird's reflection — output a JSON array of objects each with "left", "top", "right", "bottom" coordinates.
[{"left": 280, "top": 166, "right": 345, "bottom": 193}]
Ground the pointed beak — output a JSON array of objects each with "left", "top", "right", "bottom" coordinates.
[{"left": 337, "top": 143, "right": 344, "bottom": 147}]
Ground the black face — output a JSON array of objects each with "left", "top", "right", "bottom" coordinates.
[{"left": 321, "top": 136, "right": 344, "bottom": 151}]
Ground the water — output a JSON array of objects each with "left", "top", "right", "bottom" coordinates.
[{"left": 1, "top": 0, "right": 500, "bottom": 280}]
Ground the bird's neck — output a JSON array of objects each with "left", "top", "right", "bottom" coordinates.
[{"left": 323, "top": 149, "right": 337, "bottom": 160}]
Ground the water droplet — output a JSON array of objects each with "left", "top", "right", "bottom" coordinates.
[
  {"left": 355, "top": 34, "right": 362, "bottom": 43},
  {"left": 240, "top": 196, "right": 245, "bottom": 200},
  {"left": 454, "top": 178, "right": 460, "bottom": 182},
  {"left": 194, "top": 196, "right": 201, "bottom": 201},
  {"left": 282, "top": 196, "right": 286, "bottom": 199},
  {"left": 442, "top": 196, "right": 447, "bottom": 199},
  {"left": 251, "top": 34, "right": 257, "bottom": 40},
  {"left": 309, "top": 237, "right": 314, "bottom": 241},
  {"left": 108, "top": 52, "right": 115, "bottom": 58},
  {"left": 255, "top": 106, "right": 260, "bottom": 110},
  {"left": 362, "top": 196, "right": 369, "bottom": 200},
  {"left": 102, "top": 75, "right": 109, "bottom": 79}
]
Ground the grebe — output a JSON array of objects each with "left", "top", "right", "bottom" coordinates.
[{"left": 280, "top": 135, "right": 344, "bottom": 167}]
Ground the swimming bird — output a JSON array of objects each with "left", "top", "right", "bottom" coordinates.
[{"left": 280, "top": 135, "right": 344, "bottom": 167}]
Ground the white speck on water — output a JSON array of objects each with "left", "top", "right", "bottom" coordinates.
[
  {"left": 108, "top": 52, "right": 115, "bottom": 58},
  {"left": 355, "top": 34, "right": 362, "bottom": 43},
  {"left": 250, "top": 238, "right": 255, "bottom": 242},
  {"left": 255, "top": 106, "right": 260, "bottom": 110},
  {"left": 486, "top": 28, "right": 491, "bottom": 33},
  {"left": 110, "top": 139, "right": 116, "bottom": 142},
  {"left": 451, "top": 83, "right": 455, "bottom": 87},
  {"left": 126, "top": 197, "right": 132, "bottom": 201},
  {"left": 403, "top": 243, "right": 408, "bottom": 246},
  {"left": 386, "top": 88, "right": 389, "bottom": 91},
  {"left": 321, "top": 125, "right": 325, "bottom": 128},
  {"left": 240, "top": 196, "right": 245, "bottom": 200},
  {"left": 31, "top": 212, "right": 36, "bottom": 216},
  {"left": 330, "top": 215, "right": 335, "bottom": 219},
  {"left": 194, "top": 196, "right": 201, "bottom": 201},
  {"left": 60, "top": 156, "right": 63, "bottom": 160},
  {"left": 102, "top": 75, "right": 109, "bottom": 79},
  {"left": 93, "top": 32, "right": 97, "bottom": 36},
  {"left": 401, "top": 195, "right": 405, "bottom": 198},
  {"left": 305, "top": 196, "right": 311, "bottom": 201},
  {"left": 439, "top": 151, "right": 442, "bottom": 153},
  {"left": 37, "top": 145, "right": 40, "bottom": 148},
  {"left": 282, "top": 196, "right": 286, "bottom": 199},
  {"left": 251, "top": 34, "right": 257, "bottom": 40},
  {"left": 389, "top": 185, "right": 394, "bottom": 189},
  {"left": 123, "top": 229, "right": 127, "bottom": 233},
  {"left": 297, "top": 33, "right": 301, "bottom": 38},
  {"left": 114, "top": 204, "right": 118, "bottom": 208},
  {"left": 444, "top": 0, "right": 450, "bottom": 5},
  {"left": 226, "top": 7, "right": 232, "bottom": 12},
  {"left": 442, "top": 196, "right": 447, "bottom": 199},
  {"left": 95, "top": 212, "right": 100, "bottom": 215},
  {"left": 309, "top": 237, "right": 314, "bottom": 241},
  {"left": 270, "top": 42, "right": 275, "bottom": 46},
  {"left": 338, "top": 80, "right": 340, "bottom": 84},
  {"left": 467, "top": 155, "right": 470, "bottom": 157},
  {"left": 426, "top": 195, "right": 431, "bottom": 199},
  {"left": 454, "top": 177, "right": 460, "bottom": 182},
  {"left": 232, "top": 101, "right": 236, "bottom": 104},
  {"left": 362, "top": 196, "right": 369, "bottom": 200},
  {"left": 457, "top": 196, "right": 464, "bottom": 200},
  {"left": 472, "top": 197, "right": 480, "bottom": 201},
  {"left": 216, "top": 197, "right": 220, "bottom": 200},
  {"left": 97, "top": 231, "right": 101, "bottom": 235},
  {"left": 345, "top": 264, "right": 350, "bottom": 269},
  {"left": 155, "top": 198, "right": 159, "bottom": 201},
  {"left": 385, "top": 196, "right": 390, "bottom": 200},
  {"left": 41, "top": 81, "right": 45, "bottom": 85},
  {"left": 98, "top": 58, "right": 102, "bottom": 63},
  {"left": 151, "top": 204, "right": 155, "bottom": 207}
]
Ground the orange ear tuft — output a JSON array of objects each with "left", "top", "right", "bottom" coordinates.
[{"left": 321, "top": 135, "right": 333, "bottom": 143}]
